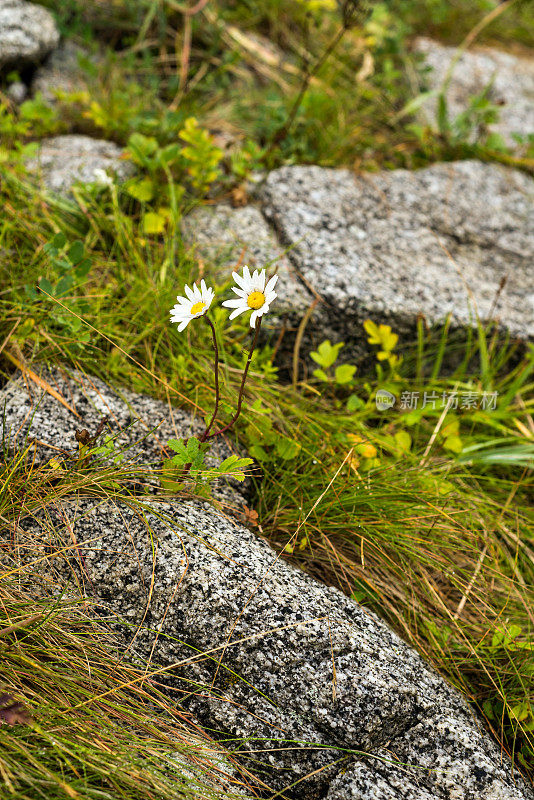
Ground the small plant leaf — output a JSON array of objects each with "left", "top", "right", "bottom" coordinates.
[
  {"left": 335, "top": 364, "right": 356, "bottom": 384},
  {"left": 310, "top": 340, "right": 344, "bottom": 369},
  {"left": 312, "top": 368, "right": 329, "bottom": 382}
]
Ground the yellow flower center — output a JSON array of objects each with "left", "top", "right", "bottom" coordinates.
[
  {"left": 247, "top": 291, "right": 265, "bottom": 310},
  {"left": 191, "top": 301, "right": 206, "bottom": 315}
]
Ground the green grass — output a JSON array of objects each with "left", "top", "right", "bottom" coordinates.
[
  {"left": 0, "top": 564, "right": 253, "bottom": 799},
  {"left": 5, "top": 0, "right": 533, "bottom": 172},
  {"left": 1, "top": 0, "right": 534, "bottom": 796}
]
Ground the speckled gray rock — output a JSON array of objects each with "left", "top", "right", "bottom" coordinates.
[
  {"left": 182, "top": 203, "right": 312, "bottom": 315},
  {"left": 17, "top": 497, "right": 533, "bottom": 799},
  {"left": 415, "top": 37, "right": 534, "bottom": 148},
  {"left": 325, "top": 760, "right": 436, "bottom": 799},
  {"left": 0, "top": 0, "right": 59, "bottom": 69},
  {"left": 25, "top": 135, "right": 136, "bottom": 195},
  {"left": 260, "top": 161, "right": 534, "bottom": 355},
  {"left": 6, "top": 79, "right": 27, "bottom": 103},
  {"left": 32, "top": 41, "right": 90, "bottom": 105},
  {"left": 0, "top": 367, "right": 246, "bottom": 507},
  {"left": 326, "top": 704, "right": 532, "bottom": 799}
]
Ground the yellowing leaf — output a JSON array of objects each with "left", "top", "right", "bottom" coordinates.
[
  {"left": 379, "top": 326, "right": 398, "bottom": 352},
  {"left": 125, "top": 177, "right": 154, "bottom": 203},
  {"left": 443, "top": 435, "right": 463, "bottom": 454},
  {"left": 394, "top": 430, "right": 412, "bottom": 452},
  {"left": 363, "top": 319, "right": 381, "bottom": 344},
  {"left": 442, "top": 419, "right": 460, "bottom": 437},
  {"left": 364, "top": 320, "right": 399, "bottom": 352},
  {"left": 143, "top": 211, "right": 166, "bottom": 235},
  {"left": 356, "top": 442, "right": 378, "bottom": 459}
]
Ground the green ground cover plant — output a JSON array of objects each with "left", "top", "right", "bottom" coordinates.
[{"left": 1, "top": 0, "right": 533, "bottom": 797}]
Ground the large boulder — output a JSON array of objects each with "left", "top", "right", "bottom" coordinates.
[
  {"left": 259, "top": 160, "right": 533, "bottom": 356},
  {"left": 25, "top": 135, "right": 136, "bottom": 195},
  {"left": 414, "top": 37, "right": 534, "bottom": 148},
  {"left": 14, "top": 495, "right": 533, "bottom": 800},
  {"left": 182, "top": 203, "right": 311, "bottom": 318},
  {"left": 32, "top": 41, "right": 90, "bottom": 105},
  {"left": 0, "top": 0, "right": 59, "bottom": 69},
  {"left": 0, "top": 367, "right": 247, "bottom": 507}
]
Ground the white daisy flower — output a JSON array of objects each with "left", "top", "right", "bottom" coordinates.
[
  {"left": 170, "top": 280, "right": 215, "bottom": 332},
  {"left": 92, "top": 168, "right": 114, "bottom": 187},
  {"left": 222, "top": 266, "right": 278, "bottom": 328}
]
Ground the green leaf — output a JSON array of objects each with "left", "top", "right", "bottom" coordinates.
[
  {"left": 167, "top": 437, "right": 208, "bottom": 470},
  {"left": 125, "top": 177, "right": 155, "bottom": 203},
  {"left": 47, "top": 232, "right": 66, "bottom": 251},
  {"left": 335, "top": 364, "right": 356, "bottom": 385},
  {"left": 346, "top": 393, "right": 364, "bottom": 412},
  {"left": 213, "top": 455, "right": 254, "bottom": 482},
  {"left": 38, "top": 277, "right": 54, "bottom": 296},
  {"left": 127, "top": 133, "right": 159, "bottom": 166},
  {"left": 158, "top": 143, "right": 182, "bottom": 166},
  {"left": 249, "top": 444, "right": 271, "bottom": 461},
  {"left": 67, "top": 240, "right": 84, "bottom": 265},
  {"left": 310, "top": 340, "right": 344, "bottom": 369},
  {"left": 74, "top": 258, "right": 92, "bottom": 278},
  {"left": 276, "top": 438, "right": 300, "bottom": 460},
  {"left": 312, "top": 368, "right": 329, "bottom": 382},
  {"left": 491, "top": 628, "right": 505, "bottom": 648},
  {"left": 508, "top": 624, "right": 522, "bottom": 638},
  {"left": 55, "top": 275, "right": 73, "bottom": 297},
  {"left": 510, "top": 703, "right": 530, "bottom": 722}
]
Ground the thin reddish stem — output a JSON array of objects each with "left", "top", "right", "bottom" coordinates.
[{"left": 207, "top": 318, "right": 261, "bottom": 440}]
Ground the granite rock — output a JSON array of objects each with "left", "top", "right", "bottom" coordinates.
[
  {"left": 6, "top": 79, "right": 27, "bottom": 103},
  {"left": 0, "top": 0, "right": 59, "bottom": 69},
  {"left": 415, "top": 37, "right": 534, "bottom": 148},
  {"left": 182, "top": 203, "right": 322, "bottom": 374},
  {"left": 182, "top": 203, "right": 312, "bottom": 315},
  {"left": 16, "top": 496, "right": 534, "bottom": 800},
  {"left": 325, "top": 761, "right": 436, "bottom": 800},
  {"left": 326, "top": 704, "right": 531, "bottom": 799},
  {"left": 0, "top": 367, "right": 246, "bottom": 507},
  {"left": 32, "top": 41, "right": 90, "bottom": 105},
  {"left": 25, "top": 135, "right": 136, "bottom": 195},
  {"left": 260, "top": 160, "right": 534, "bottom": 358}
]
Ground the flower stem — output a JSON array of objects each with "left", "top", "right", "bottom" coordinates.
[
  {"left": 200, "top": 315, "right": 220, "bottom": 442},
  {"left": 207, "top": 318, "right": 261, "bottom": 440}
]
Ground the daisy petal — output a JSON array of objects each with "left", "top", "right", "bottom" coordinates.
[
  {"left": 222, "top": 298, "right": 245, "bottom": 308},
  {"left": 265, "top": 274, "right": 278, "bottom": 293},
  {"left": 229, "top": 307, "right": 246, "bottom": 320},
  {"left": 232, "top": 271, "right": 247, "bottom": 290}
]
